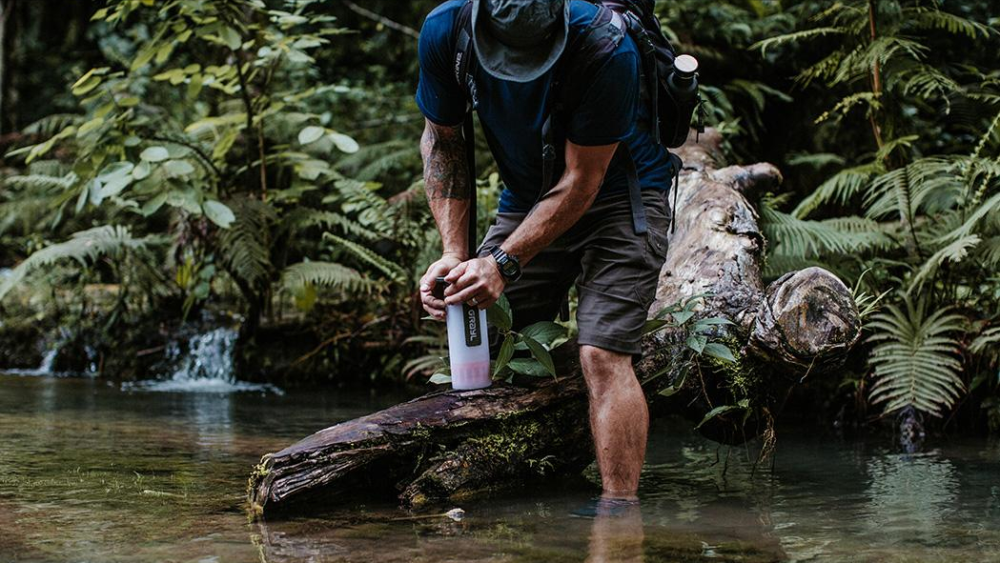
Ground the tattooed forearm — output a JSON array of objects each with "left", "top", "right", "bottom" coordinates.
[{"left": 421, "top": 121, "right": 470, "bottom": 200}]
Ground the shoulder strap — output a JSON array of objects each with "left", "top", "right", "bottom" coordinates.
[
  {"left": 453, "top": 1, "right": 477, "bottom": 106},
  {"left": 538, "top": 6, "right": 626, "bottom": 202},
  {"left": 558, "top": 7, "right": 626, "bottom": 114},
  {"left": 453, "top": 0, "right": 478, "bottom": 257}
]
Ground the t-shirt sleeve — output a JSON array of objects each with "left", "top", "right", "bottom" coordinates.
[
  {"left": 565, "top": 51, "right": 639, "bottom": 146},
  {"left": 416, "top": 5, "right": 467, "bottom": 127}
]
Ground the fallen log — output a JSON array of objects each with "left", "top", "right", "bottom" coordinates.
[{"left": 247, "top": 130, "right": 861, "bottom": 516}]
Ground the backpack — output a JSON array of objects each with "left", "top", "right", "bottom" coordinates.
[{"left": 450, "top": 0, "right": 698, "bottom": 257}]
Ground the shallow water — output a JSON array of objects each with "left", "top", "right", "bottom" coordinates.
[{"left": 1, "top": 373, "right": 998, "bottom": 563}]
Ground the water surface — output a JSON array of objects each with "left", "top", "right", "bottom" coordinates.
[{"left": 1, "top": 373, "right": 998, "bottom": 562}]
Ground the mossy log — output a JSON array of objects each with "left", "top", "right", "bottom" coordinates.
[{"left": 247, "top": 129, "right": 861, "bottom": 516}]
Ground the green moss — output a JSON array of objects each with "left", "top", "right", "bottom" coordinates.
[
  {"left": 707, "top": 335, "right": 760, "bottom": 402},
  {"left": 245, "top": 454, "right": 273, "bottom": 519},
  {"left": 466, "top": 419, "right": 544, "bottom": 468}
]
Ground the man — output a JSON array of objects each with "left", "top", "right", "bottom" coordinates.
[{"left": 416, "top": 0, "right": 673, "bottom": 501}]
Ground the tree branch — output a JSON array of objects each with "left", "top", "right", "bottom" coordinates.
[{"left": 343, "top": 1, "right": 420, "bottom": 40}]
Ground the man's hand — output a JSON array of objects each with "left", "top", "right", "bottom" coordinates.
[
  {"left": 419, "top": 254, "right": 463, "bottom": 320},
  {"left": 443, "top": 256, "right": 505, "bottom": 310}
]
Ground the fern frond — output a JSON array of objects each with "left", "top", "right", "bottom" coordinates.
[
  {"left": 2, "top": 172, "right": 79, "bottom": 192},
  {"left": 0, "top": 226, "right": 150, "bottom": 301},
  {"left": 793, "top": 162, "right": 880, "bottom": 218},
  {"left": 280, "top": 261, "right": 375, "bottom": 294},
  {"left": 322, "top": 232, "right": 407, "bottom": 282},
  {"left": 977, "top": 236, "right": 1000, "bottom": 268},
  {"left": 868, "top": 297, "right": 966, "bottom": 417},
  {"left": 907, "top": 8, "right": 997, "bottom": 41},
  {"left": 751, "top": 27, "right": 845, "bottom": 55},
  {"left": 761, "top": 200, "right": 891, "bottom": 258},
  {"left": 21, "top": 114, "right": 83, "bottom": 137},
  {"left": 969, "top": 327, "right": 1000, "bottom": 356},
  {"left": 283, "top": 208, "right": 381, "bottom": 241},
  {"left": 907, "top": 235, "right": 981, "bottom": 295},
  {"left": 218, "top": 197, "right": 275, "bottom": 290}
]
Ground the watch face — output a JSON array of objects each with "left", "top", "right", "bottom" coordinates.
[{"left": 501, "top": 261, "right": 519, "bottom": 277}]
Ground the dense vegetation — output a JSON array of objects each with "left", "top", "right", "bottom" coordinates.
[{"left": 0, "top": 0, "right": 997, "bottom": 433}]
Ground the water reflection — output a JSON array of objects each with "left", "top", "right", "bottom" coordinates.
[
  {"left": 865, "top": 453, "right": 958, "bottom": 544},
  {"left": 585, "top": 499, "right": 645, "bottom": 563},
  {"left": 2, "top": 375, "right": 999, "bottom": 563}
]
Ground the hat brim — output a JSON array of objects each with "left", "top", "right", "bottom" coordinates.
[{"left": 471, "top": 0, "right": 570, "bottom": 83}]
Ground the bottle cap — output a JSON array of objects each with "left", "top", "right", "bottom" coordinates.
[
  {"left": 674, "top": 54, "right": 699, "bottom": 77},
  {"left": 432, "top": 276, "right": 448, "bottom": 300}
]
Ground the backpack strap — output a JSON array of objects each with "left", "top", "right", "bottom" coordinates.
[
  {"left": 538, "top": 6, "right": 626, "bottom": 207},
  {"left": 453, "top": 0, "right": 479, "bottom": 257}
]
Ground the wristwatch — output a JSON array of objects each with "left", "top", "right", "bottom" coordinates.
[{"left": 489, "top": 245, "right": 522, "bottom": 283}]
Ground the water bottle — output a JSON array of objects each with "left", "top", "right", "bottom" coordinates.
[
  {"left": 435, "top": 277, "right": 492, "bottom": 390},
  {"left": 662, "top": 54, "right": 701, "bottom": 148}
]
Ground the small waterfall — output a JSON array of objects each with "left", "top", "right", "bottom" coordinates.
[
  {"left": 130, "top": 327, "right": 281, "bottom": 394},
  {"left": 3, "top": 347, "right": 60, "bottom": 376}
]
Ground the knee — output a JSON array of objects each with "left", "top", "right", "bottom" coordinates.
[{"left": 580, "top": 345, "right": 633, "bottom": 382}]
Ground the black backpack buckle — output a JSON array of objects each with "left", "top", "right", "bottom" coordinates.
[{"left": 542, "top": 143, "right": 557, "bottom": 161}]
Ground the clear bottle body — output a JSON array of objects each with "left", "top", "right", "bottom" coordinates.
[{"left": 445, "top": 302, "right": 492, "bottom": 390}]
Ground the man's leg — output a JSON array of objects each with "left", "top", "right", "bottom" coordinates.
[
  {"left": 572, "top": 189, "right": 671, "bottom": 498},
  {"left": 580, "top": 345, "right": 649, "bottom": 499}
]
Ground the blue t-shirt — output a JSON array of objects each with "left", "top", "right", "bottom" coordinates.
[{"left": 416, "top": 0, "right": 672, "bottom": 213}]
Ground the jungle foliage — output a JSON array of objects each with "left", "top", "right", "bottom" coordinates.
[{"left": 1, "top": 0, "right": 999, "bottom": 431}]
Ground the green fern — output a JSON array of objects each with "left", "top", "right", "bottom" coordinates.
[
  {"left": 280, "top": 261, "right": 375, "bottom": 294},
  {"left": 868, "top": 296, "right": 966, "bottom": 417},
  {"left": 0, "top": 226, "right": 151, "bottom": 301},
  {"left": 218, "top": 197, "right": 275, "bottom": 291},
  {"left": 760, "top": 197, "right": 891, "bottom": 258},
  {"left": 322, "top": 232, "right": 407, "bottom": 282}
]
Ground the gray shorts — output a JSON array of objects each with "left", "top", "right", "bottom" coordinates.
[{"left": 478, "top": 189, "right": 671, "bottom": 355}]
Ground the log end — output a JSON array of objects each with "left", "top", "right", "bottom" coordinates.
[{"left": 749, "top": 267, "right": 861, "bottom": 376}]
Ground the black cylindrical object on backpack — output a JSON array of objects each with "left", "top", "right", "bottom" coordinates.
[{"left": 660, "top": 54, "right": 700, "bottom": 148}]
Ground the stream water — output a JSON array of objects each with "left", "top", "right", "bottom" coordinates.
[{"left": 1, "top": 370, "right": 998, "bottom": 562}]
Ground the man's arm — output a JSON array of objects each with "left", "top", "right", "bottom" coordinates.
[
  {"left": 500, "top": 140, "right": 617, "bottom": 264},
  {"left": 443, "top": 140, "right": 618, "bottom": 308},
  {"left": 419, "top": 118, "right": 473, "bottom": 319}
]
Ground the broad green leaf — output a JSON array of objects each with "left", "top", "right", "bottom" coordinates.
[
  {"left": 487, "top": 295, "right": 512, "bottom": 331},
  {"left": 643, "top": 318, "right": 672, "bottom": 334},
  {"left": 508, "top": 358, "right": 549, "bottom": 377},
  {"left": 686, "top": 333, "right": 708, "bottom": 354},
  {"left": 77, "top": 117, "right": 106, "bottom": 137},
  {"left": 71, "top": 68, "right": 108, "bottom": 96},
  {"left": 166, "top": 190, "right": 202, "bottom": 214},
  {"left": 99, "top": 175, "right": 132, "bottom": 199},
  {"left": 702, "top": 342, "right": 737, "bottom": 363},
  {"left": 132, "top": 161, "right": 152, "bottom": 180},
  {"left": 164, "top": 160, "right": 196, "bottom": 177},
  {"left": 328, "top": 132, "right": 360, "bottom": 153},
  {"left": 658, "top": 371, "right": 688, "bottom": 397},
  {"left": 695, "top": 404, "right": 744, "bottom": 429},
  {"left": 429, "top": 373, "right": 452, "bottom": 385},
  {"left": 187, "top": 75, "right": 204, "bottom": 98},
  {"left": 298, "top": 126, "right": 325, "bottom": 145},
  {"left": 141, "top": 193, "right": 168, "bottom": 217},
  {"left": 520, "top": 321, "right": 566, "bottom": 348},
  {"left": 524, "top": 337, "right": 556, "bottom": 378},
  {"left": 297, "top": 159, "right": 330, "bottom": 180},
  {"left": 203, "top": 200, "right": 235, "bottom": 228},
  {"left": 140, "top": 146, "right": 170, "bottom": 162},
  {"left": 219, "top": 26, "right": 243, "bottom": 50},
  {"left": 494, "top": 335, "right": 515, "bottom": 376},
  {"left": 97, "top": 162, "right": 134, "bottom": 180},
  {"left": 673, "top": 310, "right": 695, "bottom": 325}
]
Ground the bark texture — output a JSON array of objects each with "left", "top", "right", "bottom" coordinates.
[{"left": 247, "top": 130, "right": 861, "bottom": 516}]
